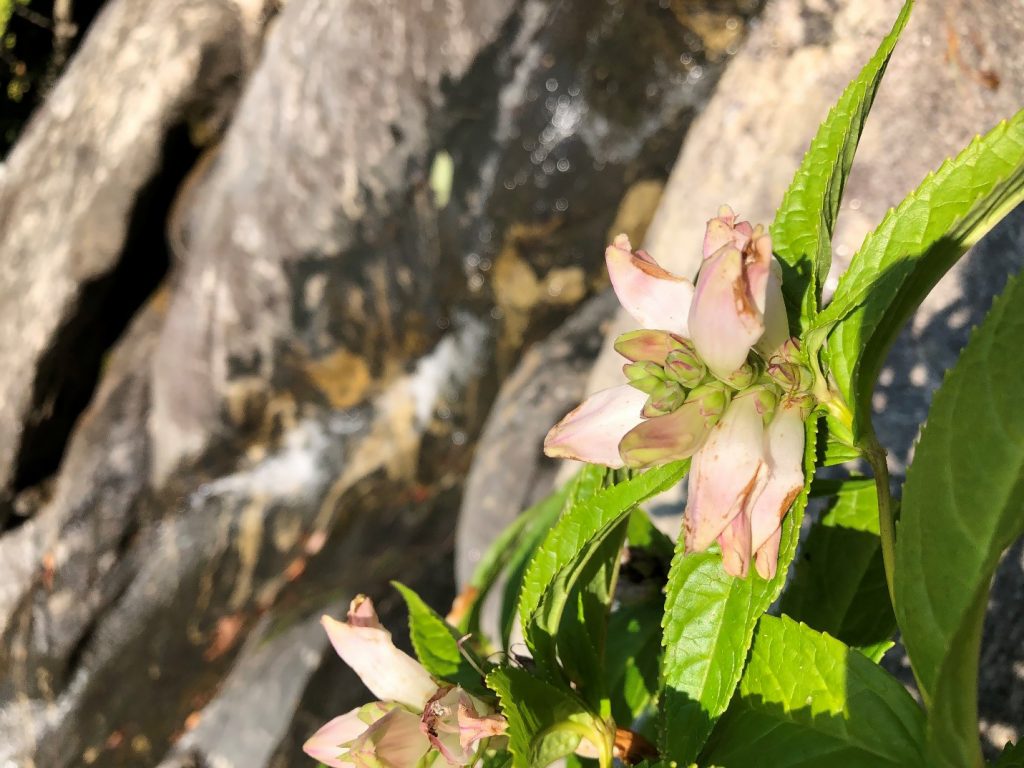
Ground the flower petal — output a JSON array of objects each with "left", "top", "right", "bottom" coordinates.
[
  {"left": 618, "top": 399, "right": 716, "bottom": 468},
  {"left": 544, "top": 385, "right": 647, "bottom": 468},
  {"left": 349, "top": 707, "right": 432, "bottom": 767},
  {"left": 754, "top": 526, "right": 783, "bottom": 581},
  {"left": 322, "top": 598, "right": 437, "bottom": 709},
  {"left": 303, "top": 709, "right": 366, "bottom": 768},
  {"left": 606, "top": 234, "right": 695, "bottom": 334},
  {"left": 749, "top": 403, "right": 806, "bottom": 565},
  {"left": 755, "top": 258, "right": 790, "bottom": 356},
  {"left": 684, "top": 394, "right": 768, "bottom": 553},
  {"left": 688, "top": 245, "right": 765, "bottom": 379},
  {"left": 702, "top": 205, "right": 752, "bottom": 259},
  {"left": 717, "top": 508, "right": 752, "bottom": 578}
]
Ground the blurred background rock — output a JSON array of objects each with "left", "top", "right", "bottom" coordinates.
[{"left": 0, "top": 0, "right": 1020, "bottom": 766}]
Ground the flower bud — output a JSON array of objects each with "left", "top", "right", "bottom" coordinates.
[
  {"left": 618, "top": 398, "right": 720, "bottom": 468},
  {"left": 623, "top": 361, "right": 667, "bottom": 394},
  {"left": 664, "top": 346, "right": 706, "bottom": 388},
  {"left": 642, "top": 380, "right": 685, "bottom": 417},
  {"left": 685, "top": 383, "right": 729, "bottom": 420},
  {"left": 767, "top": 361, "right": 801, "bottom": 391},
  {"left": 747, "top": 386, "right": 778, "bottom": 420},
  {"left": 720, "top": 360, "right": 757, "bottom": 390},
  {"left": 615, "top": 329, "right": 689, "bottom": 363}
]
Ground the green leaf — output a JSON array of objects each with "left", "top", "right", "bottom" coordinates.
[
  {"left": 392, "top": 582, "right": 487, "bottom": 695},
  {"left": 518, "top": 462, "right": 688, "bottom": 635},
  {"left": 479, "top": 750, "right": 514, "bottom": 768},
  {"left": 700, "top": 616, "right": 926, "bottom": 767},
  {"left": 771, "top": 0, "right": 912, "bottom": 331},
  {"left": 606, "top": 596, "right": 663, "bottom": 730},
  {"left": 781, "top": 478, "right": 895, "bottom": 647},
  {"left": 525, "top": 507, "right": 630, "bottom": 710},
  {"left": 495, "top": 466, "right": 608, "bottom": 649},
  {"left": 659, "top": 418, "right": 818, "bottom": 762},
  {"left": 858, "top": 640, "right": 895, "bottom": 665},
  {"left": 486, "top": 666, "right": 608, "bottom": 768},
  {"left": 815, "top": 107, "right": 1024, "bottom": 439},
  {"left": 894, "top": 270, "right": 1024, "bottom": 768},
  {"left": 626, "top": 507, "right": 675, "bottom": 564},
  {"left": 994, "top": 741, "right": 1024, "bottom": 768}
]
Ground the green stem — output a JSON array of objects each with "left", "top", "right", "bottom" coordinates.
[{"left": 863, "top": 436, "right": 896, "bottom": 606}]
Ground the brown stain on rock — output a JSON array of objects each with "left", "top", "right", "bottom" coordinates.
[
  {"left": 605, "top": 179, "right": 665, "bottom": 250},
  {"left": 304, "top": 348, "right": 372, "bottom": 409}
]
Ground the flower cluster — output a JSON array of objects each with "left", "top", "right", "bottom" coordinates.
[
  {"left": 303, "top": 596, "right": 506, "bottom": 767},
  {"left": 544, "top": 207, "right": 814, "bottom": 579}
]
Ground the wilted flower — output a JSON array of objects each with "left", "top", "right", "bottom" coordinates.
[
  {"left": 303, "top": 596, "right": 505, "bottom": 767},
  {"left": 543, "top": 207, "right": 814, "bottom": 579}
]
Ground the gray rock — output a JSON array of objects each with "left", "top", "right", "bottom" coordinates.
[
  {"left": 0, "top": 0, "right": 263, "bottom": 508},
  {"left": 0, "top": 0, "right": 754, "bottom": 764}
]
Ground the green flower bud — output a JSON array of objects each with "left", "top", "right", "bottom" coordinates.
[
  {"left": 623, "top": 361, "right": 667, "bottom": 394},
  {"left": 614, "top": 329, "right": 690, "bottom": 364},
  {"left": 685, "top": 382, "right": 729, "bottom": 421},
  {"left": 664, "top": 347, "right": 706, "bottom": 388},
  {"left": 642, "top": 380, "right": 686, "bottom": 417},
  {"left": 719, "top": 360, "right": 757, "bottom": 390}
]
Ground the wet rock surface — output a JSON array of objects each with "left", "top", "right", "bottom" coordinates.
[
  {"left": 455, "top": 0, "right": 1024, "bottom": 755},
  {"left": 0, "top": 0, "right": 760, "bottom": 765}
]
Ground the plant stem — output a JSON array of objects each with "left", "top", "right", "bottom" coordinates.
[{"left": 864, "top": 436, "right": 896, "bottom": 605}]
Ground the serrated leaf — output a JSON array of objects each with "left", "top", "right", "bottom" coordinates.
[
  {"left": 526, "top": 508, "right": 630, "bottom": 711},
  {"left": 518, "top": 462, "right": 688, "bottom": 635},
  {"left": 700, "top": 616, "right": 925, "bottom": 767},
  {"left": 659, "top": 418, "right": 818, "bottom": 762},
  {"left": 772, "top": 0, "right": 912, "bottom": 331},
  {"left": 495, "top": 466, "right": 608, "bottom": 649},
  {"left": 486, "top": 666, "right": 608, "bottom": 768},
  {"left": 893, "top": 270, "right": 1024, "bottom": 767},
  {"left": 392, "top": 582, "right": 487, "bottom": 695},
  {"left": 781, "top": 478, "right": 895, "bottom": 647},
  {"left": 815, "top": 108, "right": 1024, "bottom": 440}
]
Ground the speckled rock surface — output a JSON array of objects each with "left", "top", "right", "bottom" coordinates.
[{"left": 0, "top": 0, "right": 761, "bottom": 765}]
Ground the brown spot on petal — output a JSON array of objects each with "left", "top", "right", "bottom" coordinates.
[{"left": 630, "top": 251, "right": 686, "bottom": 282}]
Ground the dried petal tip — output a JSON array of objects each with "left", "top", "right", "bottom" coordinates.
[{"left": 347, "top": 595, "right": 382, "bottom": 628}]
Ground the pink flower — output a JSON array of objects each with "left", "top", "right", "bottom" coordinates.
[
  {"left": 683, "top": 391, "right": 770, "bottom": 577},
  {"left": 542, "top": 209, "right": 810, "bottom": 579},
  {"left": 304, "top": 597, "right": 505, "bottom": 767},
  {"left": 749, "top": 401, "right": 807, "bottom": 579},
  {"left": 543, "top": 235, "right": 713, "bottom": 469},
  {"left": 683, "top": 393, "right": 807, "bottom": 579},
  {"left": 688, "top": 207, "right": 789, "bottom": 379},
  {"left": 421, "top": 686, "right": 508, "bottom": 765}
]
